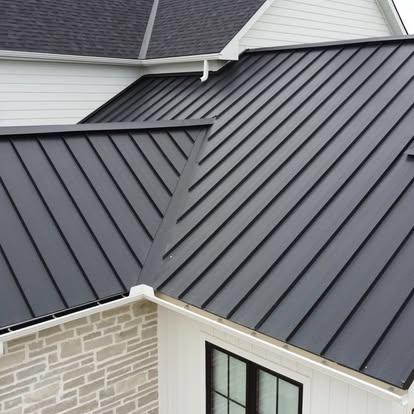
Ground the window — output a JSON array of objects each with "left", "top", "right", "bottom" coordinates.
[{"left": 206, "top": 343, "right": 302, "bottom": 414}]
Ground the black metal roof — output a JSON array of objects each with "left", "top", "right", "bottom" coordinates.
[
  {"left": 0, "top": 120, "right": 211, "bottom": 329},
  {"left": 84, "top": 38, "right": 414, "bottom": 389},
  {"left": 0, "top": 0, "right": 265, "bottom": 59}
]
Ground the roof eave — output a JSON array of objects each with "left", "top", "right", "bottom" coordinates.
[
  {"left": 0, "top": 284, "right": 409, "bottom": 400},
  {"left": 0, "top": 49, "right": 234, "bottom": 66}
]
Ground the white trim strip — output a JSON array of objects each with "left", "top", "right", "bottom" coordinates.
[
  {"left": 150, "top": 294, "right": 408, "bottom": 403},
  {"left": 0, "top": 50, "right": 230, "bottom": 66},
  {"left": 0, "top": 285, "right": 408, "bottom": 403}
]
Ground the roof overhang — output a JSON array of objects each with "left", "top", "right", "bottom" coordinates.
[
  {"left": 0, "top": 49, "right": 235, "bottom": 76},
  {"left": 0, "top": 49, "right": 235, "bottom": 66},
  {"left": 0, "top": 284, "right": 409, "bottom": 403}
]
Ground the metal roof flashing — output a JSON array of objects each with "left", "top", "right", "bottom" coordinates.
[{"left": 0, "top": 119, "right": 215, "bottom": 138}]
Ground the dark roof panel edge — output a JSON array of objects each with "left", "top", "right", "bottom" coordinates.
[
  {"left": 0, "top": 119, "right": 215, "bottom": 138},
  {"left": 246, "top": 35, "right": 414, "bottom": 54}
]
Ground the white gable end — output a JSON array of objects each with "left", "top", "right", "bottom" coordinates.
[{"left": 240, "top": 0, "right": 394, "bottom": 51}]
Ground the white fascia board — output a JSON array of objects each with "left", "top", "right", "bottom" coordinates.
[
  {"left": 0, "top": 50, "right": 231, "bottom": 67},
  {"left": 376, "top": 0, "right": 408, "bottom": 35},
  {"left": 141, "top": 59, "right": 227, "bottom": 76},
  {"left": 221, "top": 0, "right": 276, "bottom": 58}
]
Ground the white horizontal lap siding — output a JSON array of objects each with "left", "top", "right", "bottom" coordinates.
[
  {"left": 0, "top": 60, "right": 141, "bottom": 126},
  {"left": 158, "top": 308, "right": 405, "bottom": 414},
  {"left": 240, "top": 0, "right": 392, "bottom": 51}
]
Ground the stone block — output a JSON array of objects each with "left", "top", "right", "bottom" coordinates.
[
  {"left": 24, "top": 383, "right": 59, "bottom": 403},
  {"left": 114, "top": 372, "right": 146, "bottom": 394},
  {"left": 141, "top": 327, "right": 156, "bottom": 340},
  {"left": 138, "top": 391, "right": 158, "bottom": 408},
  {"left": 0, "top": 373, "right": 14, "bottom": 387},
  {"left": 84, "top": 335, "right": 113, "bottom": 351},
  {"left": 38, "top": 326, "right": 61, "bottom": 338},
  {"left": 61, "top": 338, "right": 82, "bottom": 358},
  {"left": 79, "top": 378, "right": 104, "bottom": 397},
  {"left": 41, "top": 397, "right": 77, "bottom": 414},
  {"left": 96, "top": 343, "right": 126, "bottom": 362},
  {"left": 16, "top": 363, "right": 46, "bottom": 381},
  {"left": 64, "top": 376, "right": 85, "bottom": 391},
  {"left": 116, "top": 401, "right": 136, "bottom": 414},
  {"left": 0, "top": 351, "right": 26, "bottom": 372}
]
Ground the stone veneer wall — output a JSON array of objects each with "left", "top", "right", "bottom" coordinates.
[{"left": 0, "top": 301, "right": 158, "bottom": 414}]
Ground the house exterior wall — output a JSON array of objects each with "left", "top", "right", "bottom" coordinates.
[
  {"left": 0, "top": 301, "right": 158, "bottom": 414},
  {"left": 0, "top": 60, "right": 141, "bottom": 127},
  {"left": 240, "top": 0, "right": 393, "bottom": 51},
  {"left": 158, "top": 306, "right": 406, "bottom": 414}
]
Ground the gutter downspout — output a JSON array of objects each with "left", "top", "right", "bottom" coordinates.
[{"left": 200, "top": 60, "right": 209, "bottom": 82}]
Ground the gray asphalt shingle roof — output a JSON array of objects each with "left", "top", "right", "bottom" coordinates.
[
  {"left": 85, "top": 37, "right": 414, "bottom": 389},
  {"left": 146, "top": 0, "right": 265, "bottom": 58},
  {"left": 0, "top": 0, "right": 153, "bottom": 59},
  {"left": 0, "top": 0, "right": 265, "bottom": 59}
]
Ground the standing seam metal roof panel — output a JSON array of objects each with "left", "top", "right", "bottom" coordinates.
[
  {"left": 85, "top": 38, "right": 414, "bottom": 389},
  {"left": 0, "top": 121, "right": 208, "bottom": 331}
]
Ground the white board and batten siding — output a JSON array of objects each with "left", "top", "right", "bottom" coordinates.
[
  {"left": 240, "top": 0, "right": 393, "bottom": 51},
  {"left": 0, "top": 60, "right": 141, "bottom": 126},
  {"left": 158, "top": 307, "right": 407, "bottom": 414}
]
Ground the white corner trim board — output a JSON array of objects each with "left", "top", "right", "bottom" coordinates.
[
  {"left": 376, "top": 0, "right": 408, "bottom": 34},
  {"left": 0, "top": 284, "right": 408, "bottom": 404}
]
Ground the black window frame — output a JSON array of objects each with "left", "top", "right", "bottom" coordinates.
[{"left": 206, "top": 342, "right": 303, "bottom": 414}]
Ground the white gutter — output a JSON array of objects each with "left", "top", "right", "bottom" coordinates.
[
  {"left": 0, "top": 284, "right": 407, "bottom": 404},
  {"left": 0, "top": 286, "right": 153, "bottom": 344},
  {"left": 0, "top": 50, "right": 232, "bottom": 66}
]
